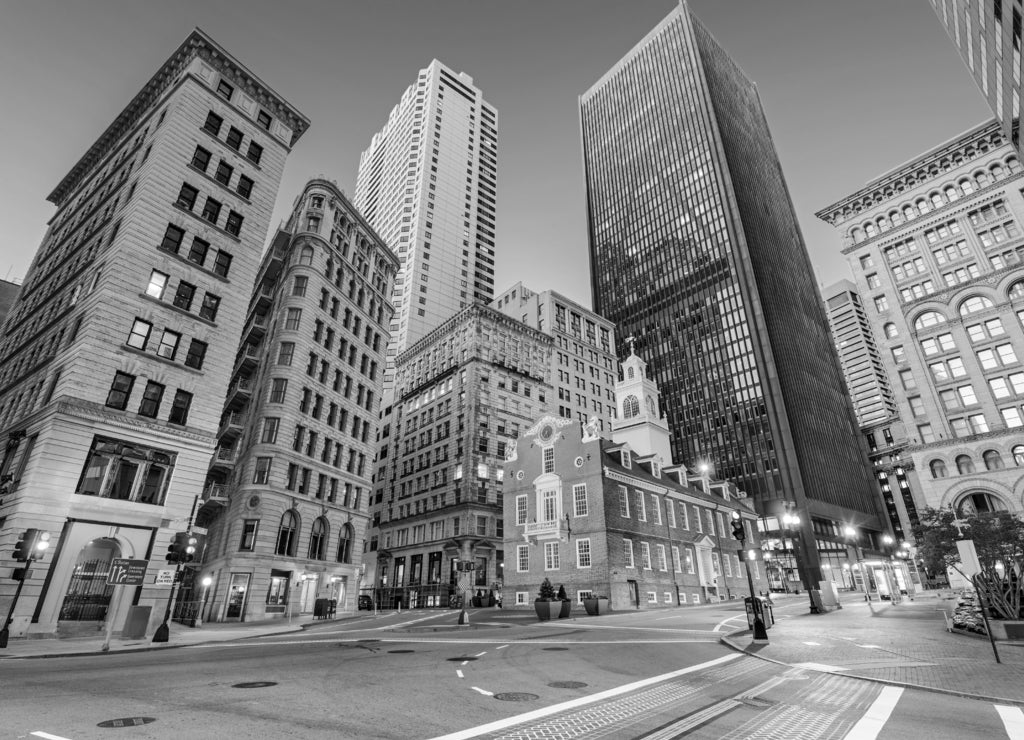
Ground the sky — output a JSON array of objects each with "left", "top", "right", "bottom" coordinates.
[{"left": 0, "top": 0, "right": 993, "bottom": 310}]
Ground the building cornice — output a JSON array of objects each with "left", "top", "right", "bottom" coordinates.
[
  {"left": 603, "top": 467, "right": 756, "bottom": 517},
  {"left": 48, "top": 27, "right": 310, "bottom": 205},
  {"left": 53, "top": 396, "right": 216, "bottom": 445}
]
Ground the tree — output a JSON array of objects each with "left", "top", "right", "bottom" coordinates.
[{"left": 914, "top": 506, "right": 1024, "bottom": 620}]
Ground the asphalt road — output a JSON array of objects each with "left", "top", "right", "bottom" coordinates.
[{"left": 6, "top": 599, "right": 1024, "bottom": 740}]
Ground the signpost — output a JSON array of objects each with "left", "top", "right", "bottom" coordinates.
[{"left": 102, "top": 559, "right": 149, "bottom": 652}]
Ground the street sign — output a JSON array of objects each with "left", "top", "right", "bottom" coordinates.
[
  {"left": 106, "top": 558, "right": 149, "bottom": 586},
  {"left": 154, "top": 569, "right": 176, "bottom": 586}
]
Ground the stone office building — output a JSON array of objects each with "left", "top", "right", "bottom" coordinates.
[
  {"left": 196, "top": 179, "right": 397, "bottom": 622},
  {"left": 0, "top": 29, "right": 308, "bottom": 638}
]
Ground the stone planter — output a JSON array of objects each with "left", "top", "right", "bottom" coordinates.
[
  {"left": 987, "top": 619, "right": 1024, "bottom": 641},
  {"left": 534, "top": 599, "right": 561, "bottom": 621},
  {"left": 583, "top": 597, "right": 610, "bottom": 616},
  {"left": 558, "top": 600, "right": 572, "bottom": 618}
]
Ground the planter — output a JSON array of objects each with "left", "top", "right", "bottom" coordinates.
[
  {"left": 987, "top": 619, "right": 1024, "bottom": 641},
  {"left": 471, "top": 596, "right": 482, "bottom": 608},
  {"left": 583, "top": 597, "right": 610, "bottom": 616},
  {"left": 558, "top": 600, "right": 572, "bottom": 619},
  {"left": 534, "top": 599, "right": 561, "bottom": 621}
]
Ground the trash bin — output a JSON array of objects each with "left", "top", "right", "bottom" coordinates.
[
  {"left": 122, "top": 605, "right": 151, "bottom": 639},
  {"left": 759, "top": 597, "right": 775, "bottom": 628}
]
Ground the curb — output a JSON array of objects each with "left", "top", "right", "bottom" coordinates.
[{"left": 718, "top": 634, "right": 1024, "bottom": 707}]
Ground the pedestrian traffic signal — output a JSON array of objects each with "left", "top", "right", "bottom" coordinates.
[
  {"left": 730, "top": 511, "right": 746, "bottom": 542},
  {"left": 12, "top": 529, "right": 50, "bottom": 562},
  {"left": 166, "top": 531, "right": 199, "bottom": 563}
]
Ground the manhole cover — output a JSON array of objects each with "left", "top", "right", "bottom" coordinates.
[
  {"left": 495, "top": 692, "right": 540, "bottom": 702},
  {"left": 548, "top": 681, "right": 588, "bottom": 689},
  {"left": 447, "top": 656, "right": 478, "bottom": 661},
  {"left": 388, "top": 649, "right": 415, "bottom": 654},
  {"left": 542, "top": 647, "right": 569, "bottom": 651},
  {"left": 232, "top": 681, "right": 278, "bottom": 689},
  {"left": 97, "top": 717, "right": 156, "bottom": 728}
]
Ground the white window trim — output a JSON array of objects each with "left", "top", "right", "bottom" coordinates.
[{"left": 576, "top": 537, "right": 592, "bottom": 569}]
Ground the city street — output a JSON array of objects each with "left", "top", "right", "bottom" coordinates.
[{"left": 5, "top": 595, "right": 1024, "bottom": 739}]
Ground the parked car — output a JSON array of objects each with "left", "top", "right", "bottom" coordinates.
[{"left": 358, "top": 595, "right": 373, "bottom": 610}]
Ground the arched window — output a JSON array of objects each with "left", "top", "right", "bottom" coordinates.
[
  {"left": 877, "top": 216, "right": 889, "bottom": 232},
  {"left": 308, "top": 516, "right": 328, "bottom": 560},
  {"left": 903, "top": 205, "right": 916, "bottom": 221},
  {"left": 929, "top": 459, "right": 947, "bottom": 478},
  {"left": 883, "top": 323, "right": 899, "bottom": 338},
  {"left": 325, "top": 257, "right": 334, "bottom": 279},
  {"left": 645, "top": 395, "right": 657, "bottom": 417},
  {"left": 914, "top": 311, "right": 947, "bottom": 330},
  {"left": 851, "top": 227, "right": 864, "bottom": 244},
  {"left": 1014, "top": 445, "right": 1024, "bottom": 466},
  {"left": 298, "top": 245, "right": 314, "bottom": 266},
  {"left": 1008, "top": 157, "right": 1023, "bottom": 174},
  {"left": 944, "top": 186, "right": 959, "bottom": 202},
  {"left": 627, "top": 366, "right": 635, "bottom": 379},
  {"left": 976, "top": 171, "right": 991, "bottom": 187},
  {"left": 957, "top": 491, "right": 1008, "bottom": 517},
  {"left": 955, "top": 454, "right": 975, "bottom": 475},
  {"left": 889, "top": 210, "right": 902, "bottom": 226},
  {"left": 276, "top": 510, "right": 299, "bottom": 556},
  {"left": 930, "top": 192, "right": 945, "bottom": 208},
  {"left": 916, "top": 198, "right": 930, "bottom": 214},
  {"left": 337, "top": 523, "right": 354, "bottom": 563},
  {"left": 991, "top": 163, "right": 1006, "bottom": 180},
  {"left": 983, "top": 450, "right": 1005, "bottom": 470},
  {"left": 865, "top": 223, "right": 878, "bottom": 237},
  {"left": 959, "top": 295, "right": 994, "bottom": 316},
  {"left": 960, "top": 178, "right": 975, "bottom": 194},
  {"left": 623, "top": 395, "right": 640, "bottom": 419},
  {"left": 1008, "top": 280, "right": 1024, "bottom": 299}
]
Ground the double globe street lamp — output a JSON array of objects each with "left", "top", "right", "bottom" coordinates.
[{"left": 782, "top": 510, "right": 818, "bottom": 614}]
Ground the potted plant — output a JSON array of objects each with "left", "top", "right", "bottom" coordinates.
[
  {"left": 557, "top": 584, "right": 572, "bottom": 618},
  {"left": 534, "top": 577, "right": 561, "bottom": 621},
  {"left": 583, "top": 594, "right": 610, "bottom": 616}
]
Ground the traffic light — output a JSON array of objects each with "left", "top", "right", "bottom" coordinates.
[
  {"left": 167, "top": 531, "right": 198, "bottom": 563},
  {"left": 12, "top": 529, "right": 49, "bottom": 562},
  {"left": 730, "top": 511, "right": 746, "bottom": 542}
]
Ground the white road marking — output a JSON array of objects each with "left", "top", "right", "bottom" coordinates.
[
  {"left": 496, "top": 644, "right": 508, "bottom": 650},
  {"left": 842, "top": 685, "right": 904, "bottom": 739},
  {"left": 792, "top": 662, "right": 845, "bottom": 672},
  {"left": 424, "top": 653, "right": 741, "bottom": 740},
  {"left": 194, "top": 637, "right": 720, "bottom": 648},
  {"left": 995, "top": 705, "right": 1024, "bottom": 739},
  {"left": 461, "top": 660, "right": 469, "bottom": 666},
  {"left": 32, "top": 732, "right": 74, "bottom": 740},
  {"left": 456, "top": 670, "right": 464, "bottom": 679},
  {"left": 803, "top": 641, "right": 821, "bottom": 646},
  {"left": 856, "top": 644, "right": 882, "bottom": 649},
  {"left": 471, "top": 686, "right": 493, "bottom": 696},
  {"left": 474, "top": 651, "right": 487, "bottom": 657},
  {"left": 713, "top": 615, "right": 747, "bottom": 632}
]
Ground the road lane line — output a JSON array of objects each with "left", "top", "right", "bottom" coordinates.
[
  {"left": 496, "top": 644, "right": 508, "bottom": 650},
  {"left": 714, "top": 615, "right": 747, "bottom": 632},
  {"left": 425, "top": 653, "right": 740, "bottom": 740},
  {"left": 32, "top": 732, "right": 74, "bottom": 740},
  {"left": 803, "top": 641, "right": 821, "bottom": 646},
  {"left": 842, "top": 686, "right": 904, "bottom": 740},
  {"left": 471, "top": 686, "right": 493, "bottom": 696},
  {"left": 456, "top": 670, "right": 464, "bottom": 678},
  {"left": 995, "top": 705, "right": 1024, "bottom": 739},
  {"left": 474, "top": 651, "right": 487, "bottom": 657},
  {"left": 461, "top": 660, "right": 469, "bottom": 666}
]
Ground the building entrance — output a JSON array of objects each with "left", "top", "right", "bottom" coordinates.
[{"left": 59, "top": 538, "right": 119, "bottom": 622}]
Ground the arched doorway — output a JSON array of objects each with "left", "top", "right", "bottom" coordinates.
[{"left": 59, "top": 538, "right": 120, "bottom": 622}]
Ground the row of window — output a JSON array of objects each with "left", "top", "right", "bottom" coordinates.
[
  {"left": 175, "top": 182, "right": 244, "bottom": 236},
  {"left": 202, "top": 110, "right": 263, "bottom": 166},
  {"left": 267, "top": 511, "right": 356, "bottom": 562},
  {"left": 929, "top": 446, "right": 1024, "bottom": 478},
  {"left": 104, "top": 371, "right": 193, "bottom": 425},
  {"left": 158, "top": 224, "right": 233, "bottom": 277}
]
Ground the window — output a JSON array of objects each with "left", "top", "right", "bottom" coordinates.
[
  {"left": 914, "top": 311, "right": 947, "bottom": 330},
  {"left": 685, "top": 547, "right": 695, "bottom": 574},
  {"left": 173, "top": 282, "right": 196, "bottom": 311},
  {"left": 239, "top": 520, "right": 258, "bottom": 551},
  {"left": 236, "top": 174, "right": 254, "bottom": 199},
  {"left": 874, "top": 295, "right": 889, "bottom": 312},
  {"left": 542, "top": 447, "right": 554, "bottom": 473},
  {"left": 214, "top": 160, "right": 233, "bottom": 187},
  {"left": 285, "top": 307, "right": 302, "bottom": 331},
  {"left": 573, "top": 483, "right": 588, "bottom": 517},
  {"left": 517, "top": 544, "right": 529, "bottom": 572},
  {"left": 1001, "top": 407, "right": 1024, "bottom": 427},
  {"left": 156, "top": 330, "right": 180, "bottom": 360},
  {"left": 618, "top": 485, "right": 630, "bottom": 517},
  {"left": 75, "top": 436, "right": 175, "bottom": 505},
  {"left": 576, "top": 538, "right": 592, "bottom": 568},
  {"left": 883, "top": 323, "right": 898, "bottom": 338},
  {"left": 253, "top": 456, "right": 272, "bottom": 485},
  {"left": 656, "top": 544, "right": 668, "bottom": 571},
  {"left": 292, "top": 276, "right": 308, "bottom": 297},
  {"left": 213, "top": 250, "right": 233, "bottom": 278},
  {"left": 160, "top": 224, "right": 185, "bottom": 253},
  {"left": 247, "top": 141, "right": 263, "bottom": 165},
  {"left": 203, "top": 111, "right": 223, "bottom": 136},
  {"left": 257, "top": 109, "right": 272, "bottom": 130},
  {"left": 308, "top": 517, "right": 327, "bottom": 560},
  {"left": 960, "top": 295, "right": 995, "bottom": 316},
  {"left": 261, "top": 417, "right": 280, "bottom": 444},
  {"left": 225, "top": 211, "right": 243, "bottom": 236},
  {"left": 679, "top": 502, "right": 689, "bottom": 529},
  {"left": 337, "top": 524, "right": 354, "bottom": 563},
  {"left": 983, "top": 450, "right": 1005, "bottom": 470},
  {"left": 909, "top": 396, "right": 925, "bottom": 416},
  {"left": 226, "top": 127, "right": 244, "bottom": 150},
  {"left": 126, "top": 319, "right": 152, "bottom": 350},
  {"left": 176, "top": 183, "right": 199, "bottom": 211},
  {"left": 191, "top": 146, "right": 211, "bottom": 172},
  {"left": 270, "top": 378, "right": 287, "bottom": 403},
  {"left": 168, "top": 390, "right": 192, "bottom": 425},
  {"left": 216, "top": 79, "right": 233, "bottom": 100},
  {"left": 187, "top": 237, "right": 210, "bottom": 266},
  {"left": 275, "top": 510, "right": 298, "bottom": 556},
  {"left": 958, "top": 385, "right": 978, "bottom": 405},
  {"left": 199, "top": 293, "right": 220, "bottom": 322},
  {"left": 640, "top": 542, "right": 652, "bottom": 570},
  {"left": 105, "top": 372, "right": 135, "bottom": 410},
  {"left": 138, "top": 381, "right": 164, "bottom": 418},
  {"left": 516, "top": 494, "right": 528, "bottom": 525},
  {"left": 918, "top": 424, "right": 935, "bottom": 443},
  {"left": 956, "top": 454, "right": 976, "bottom": 474},
  {"left": 277, "top": 342, "right": 295, "bottom": 365},
  {"left": 623, "top": 539, "right": 635, "bottom": 568},
  {"left": 184, "top": 339, "right": 207, "bottom": 370}
]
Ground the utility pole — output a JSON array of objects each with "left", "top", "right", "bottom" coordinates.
[{"left": 731, "top": 511, "right": 768, "bottom": 643}]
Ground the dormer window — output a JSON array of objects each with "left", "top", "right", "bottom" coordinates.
[
  {"left": 652, "top": 460, "right": 660, "bottom": 478},
  {"left": 621, "top": 449, "right": 631, "bottom": 468}
]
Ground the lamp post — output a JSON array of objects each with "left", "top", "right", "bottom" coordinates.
[
  {"left": 196, "top": 575, "right": 213, "bottom": 628},
  {"left": 844, "top": 526, "right": 868, "bottom": 601},
  {"left": 782, "top": 511, "right": 818, "bottom": 614}
]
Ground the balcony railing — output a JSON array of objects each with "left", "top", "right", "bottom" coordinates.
[
  {"left": 524, "top": 519, "right": 562, "bottom": 539},
  {"left": 217, "top": 413, "right": 243, "bottom": 440},
  {"left": 202, "top": 483, "right": 228, "bottom": 503}
]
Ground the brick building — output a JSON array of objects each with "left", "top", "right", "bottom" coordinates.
[{"left": 502, "top": 350, "right": 762, "bottom": 610}]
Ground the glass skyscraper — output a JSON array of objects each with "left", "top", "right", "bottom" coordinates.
[{"left": 581, "top": 2, "right": 884, "bottom": 583}]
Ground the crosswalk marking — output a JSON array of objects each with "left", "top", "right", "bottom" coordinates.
[
  {"left": 995, "top": 705, "right": 1024, "bottom": 739},
  {"left": 842, "top": 686, "right": 903, "bottom": 739}
]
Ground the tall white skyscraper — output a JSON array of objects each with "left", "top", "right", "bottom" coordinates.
[{"left": 355, "top": 60, "right": 498, "bottom": 386}]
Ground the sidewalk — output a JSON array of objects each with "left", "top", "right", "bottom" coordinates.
[
  {"left": 0, "top": 614, "right": 363, "bottom": 659},
  {"left": 722, "top": 593, "right": 1024, "bottom": 704}
]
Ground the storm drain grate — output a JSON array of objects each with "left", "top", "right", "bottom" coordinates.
[
  {"left": 447, "top": 656, "right": 478, "bottom": 661},
  {"left": 495, "top": 692, "right": 540, "bottom": 702},
  {"left": 232, "top": 681, "right": 278, "bottom": 689},
  {"left": 548, "top": 681, "right": 588, "bottom": 689},
  {"left": 97, "top": 717, "right": 156, "bottom": 728},
  {"left": 388, "top": 649, "right": 415, "bottom": 654},
  {"left": 542, "top": 647, "right": 569, "bottom": 651}
]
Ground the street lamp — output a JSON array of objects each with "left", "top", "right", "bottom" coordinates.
[
  {"left": 844, "top": 526, "right": 868, "bottom": 601},
  {"left": 196, "top": 575, "right": 213, "bottom": 628},
  {"left": 782, "top": 511, "right": 818, "bottom": 614}
]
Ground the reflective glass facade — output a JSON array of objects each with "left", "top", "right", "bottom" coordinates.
[{"left": 581, "top": 4, "right": 882, "bottom": 580}]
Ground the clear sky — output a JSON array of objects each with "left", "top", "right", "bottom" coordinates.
[{"left": 0, "top": 0, "right": 991, "bottom": 309}]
